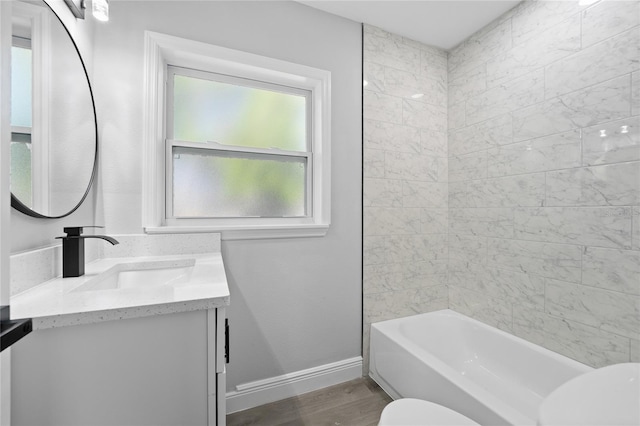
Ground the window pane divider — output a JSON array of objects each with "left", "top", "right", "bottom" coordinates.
[{"left": 168, "top": 139, "right": 311, "bottom": 159}]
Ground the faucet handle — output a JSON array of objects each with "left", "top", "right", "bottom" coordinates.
[{"left": 62, "top": 226, "right": 105, "bottom": 236}]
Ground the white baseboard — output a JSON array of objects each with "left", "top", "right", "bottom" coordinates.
[{"left": 226, "top": 356, "right": 363, "bottom": 414}]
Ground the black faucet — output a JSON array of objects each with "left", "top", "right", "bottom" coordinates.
[{"left": 56, "top": 226, "right": 119, "bottom": 278}]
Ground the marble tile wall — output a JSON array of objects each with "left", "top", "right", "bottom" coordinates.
[
  {"left": 363, "top": 25, "right": 449, "bottom": 371},
  {"left": 447, "top": 0, "right": 640, "bottom": 367}
]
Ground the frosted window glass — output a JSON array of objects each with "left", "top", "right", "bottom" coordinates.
[
  {"left": 11, "top": 46, "right": 32, "bottom": 128},
  {"left": 172, "top": 74, "right": 307, "bottom": 151},
  {"left": 172, "top": 146, "right": 306, "bottom": 218},
  {"left": 10, "top": 141, "right": 32, "bottom": 208}
]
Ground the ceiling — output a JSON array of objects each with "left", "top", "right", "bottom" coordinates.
[{"left": 297, "top": 1, "right": 521, "bottom": 50}]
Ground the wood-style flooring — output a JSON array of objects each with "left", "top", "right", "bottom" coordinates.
[{"left": 226, "top": 377, "right": 393, "bottom": 426}]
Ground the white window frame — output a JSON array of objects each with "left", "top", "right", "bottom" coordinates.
[
  {"left": 10, "top": 1, "right": 51, "bottom": 213},
  {"left": 165, "top": 66, "right": 313, "bottom": 221},
  {"left": 142, "top": 31, "right": 331, "bottom": 240}
]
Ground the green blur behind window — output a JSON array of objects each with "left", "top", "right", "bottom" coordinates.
[
  {"left": 172, "top": 146, "right": 306, "bottom": 218},
  {"left": 172, "top": 74, "right": 307, "bottom": 151}
]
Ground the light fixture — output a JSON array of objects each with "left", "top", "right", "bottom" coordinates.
[
  {"left": 599, "top": 129, "right": 607, "bottom": 138},
  {"left": 92, "top": 0, "right": 109, "bottom": 22},
  {"left": 363, "top": 80, "right": 369, "bottom": 87},
  {"left": 63, "top": 0, "right": 85, "bottom": 19},
  {"left": 620, "top": 125, "right": 629, "bottom": 134},
  {"left": 64, "top": 0, "right": 109, "bottom": 21},
  {"left": 411, "top": 93, "right": 424, "bottom": 99}
]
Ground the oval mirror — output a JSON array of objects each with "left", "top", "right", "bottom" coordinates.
[{"left": 9, "top": 0, "right": 97, "bottom": 219}]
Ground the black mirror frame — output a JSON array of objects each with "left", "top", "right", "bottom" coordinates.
[{"left": 10, "top": 0, "right": 98, "bottom": 219}]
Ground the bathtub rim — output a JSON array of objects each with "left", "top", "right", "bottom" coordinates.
[{"left": 369, "top": 309, "right": 593, "bottom": 425}]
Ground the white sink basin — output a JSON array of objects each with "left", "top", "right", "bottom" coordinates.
[
  {"left": 73, "top": 259, "right": 196, "bottom": 292},
  {"left": 537, "top": 363, "right": 640, "bottom": 426}
]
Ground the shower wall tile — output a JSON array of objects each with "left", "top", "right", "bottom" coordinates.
[
  {"left": 632, "top": 339, "right": 640, "bottom": 362},
  {"left": 546, "top": 162, "right": 640, "bottom": 206},
  {"left": 483, "top": 173, "right": 546, "bottom": 207},
  {"left": 449, "top": 114, "right": 512, "bottom": 156},
  {"left": 513, "top": 307, "right": 630, "bottom": 367},
  {"left": 385, "top": 68, "right": 446, "bottom": 106},
  {"left": 487, "top": 131, "right": 581, "bottom": 177},
  {"left": 465, "top": 70, "right": 544, "bottom": 125},
  {"left": 402, "top": 181, "right": 448, "bottom": 208},
  {"left": 385, "top": 151, "right": 440, "bottom": 181},
  {"left": 512, "top": 75, "right": 632, "bottom": 142},
  {"left": 449, "top": 208, "right": 514, "bottom": 238},
  {"left": 364, "top": 178, "right": 403, "bottom": 207},
  {"left": 363, "top": 31, "right": 420, "bottom": 72},
  {"left": 633, "top": 206, "right": 640, "bottom": 250},
  {"left": 633, "top": 71, "right": 640, "bottom": 116},
  {"left": 364, "top": 207, "right": 422, "bottom": 236},
  {"left": 545, "top": 279, "right": 640, "bottom": 340},
  {"left": 513, "top": 207, "right": 632, "bottom": 249},
  {"left": 448, "top": 0, "right": 639, "bottom": 368},
  {"left": 448, "top": 286, "right": 513, "bottom": 332},
  {"left": 364, "top": 261, "right": 447, "bottom": 295},
  {"left": 386, "top": 234, "right": 448, "bottom": 264},
  {"left": 449, "top": 65, "right": 486, "bottom": 106},
  {"left": 545, "top": 28, "right": 640, "bottom": 98},
  {"left": 420, "top": 50, "right": 448, "bottom": 85},
  {"left": 364, "top": 119, "right": 421, "bottom": 153},
  {"left": 363, "top": 62, "right": 385, "bottom": 93},
  {"left": 449, "top": 151, "right": 487, "bottom": 182},
  {"left": 402, "top": 100, "right": 447, "bottom": 132},
  {"left": 420, "top": 130, "right": 448, "bottom": 157},
  {"left": 486, "top": 14, "right": 580, "bottom": 88},
  {"left": 364, "top": 286, "right": 448, "bottom": 325},
  {"left": 363, "top": 25, "right": 448, "bottom": 374},
  {"left": 363, "top": 236, "right": 386, "bottom": 266},
  {"left": 421, "top": 209, "right": 449, "bottom": 234},
  {"left": 450, "top": 261, "right": 545, "bottom": 310},
  {"left": 364, "top": 92, "right": 402, "bottom": 124},
  {"left": 582, "top": 247, "right": 640, "bottom": 295},
  {"left": 581, "top": 1, "right": 640, "bottom": 48},
  {"left": 511, "top": 1, "right": 585, "bottom": 46},
  {"left": 448, "top": 102, "right": 466, "bottom": 130},
  {"left": 448, "top": 19, "right": 512, "bottom": 80},
  {"left": 449, "top": 180, "right": 486, "bottom": 208},
  {"left": 487, "top": 238, "right": 582, "bottom": 283},
  {"left": 582, "top": 116, "right": 640, "bottom": 166},
  {"left": 363, "top": 149, "right": 385, "bottom": 178},
  {"left": 449, "top": 234, "right": 487, "bottom": 264}
]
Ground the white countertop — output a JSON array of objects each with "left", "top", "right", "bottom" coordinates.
[{"left": 10, "top": 253, "right": 230, "bottom": 330}]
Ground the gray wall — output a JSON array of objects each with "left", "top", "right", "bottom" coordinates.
[
  {"left": 90, "top": 0, "right": 362, "bottom": 393},
  {"left": 447, "top": 0, "right": 639, "bottom": 367},
  {"left": 12, "top": 0, "right": 363, "bottom": 403}
]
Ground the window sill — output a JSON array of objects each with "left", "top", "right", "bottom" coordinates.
[{"left": 144, "top": 224, "right": 329, "bottom": 241}]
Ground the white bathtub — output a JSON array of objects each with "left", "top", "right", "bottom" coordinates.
[{"left": 369, "top": 309, "right": 592, "bottom": 425}]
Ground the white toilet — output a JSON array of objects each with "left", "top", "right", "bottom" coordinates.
[{"left": 378, "top": 398, "right": 480, "bottom": 426}]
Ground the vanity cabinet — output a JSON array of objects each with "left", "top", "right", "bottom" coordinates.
[
  {"left": 11, "top": 308, "right": 227, "bottom": 426},
  {"left": 9, "top": 236, "right": 229, "bottom": 425}
]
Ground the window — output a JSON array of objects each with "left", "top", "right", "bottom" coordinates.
[
  {"left": 10, "top": 2, "right": 51, "bottom": 213},
  {"left": 143, "top": 32, "right": 331, "bottom": 239},
  {"left": 10, "top": 36, "right": 33, "bottom": 207},
  {"left": 167, "top": 67, "right": 310, "bottom": 219}
]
